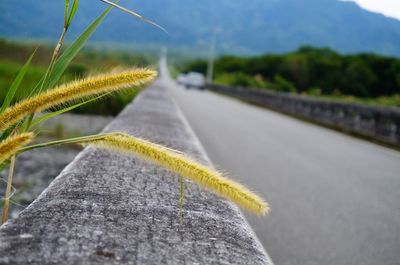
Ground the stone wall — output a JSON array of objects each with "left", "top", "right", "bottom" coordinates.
[
  {"left": 208, "top": 84, "right": 400, "bottom": 147},
  {"left": 0, "top": 81, "right": 272, "bottom": 265}
]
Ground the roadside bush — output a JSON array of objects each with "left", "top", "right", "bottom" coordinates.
[
  {"left": 273, "top": 75, "right": 296, "bottom": 93},
  {"left": 215, "top": 72, "right": 269, "bottom": 88},
  {"left": 180, "top": 46, "right": 400, "bottom": 101}
]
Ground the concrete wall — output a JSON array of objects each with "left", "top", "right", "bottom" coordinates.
[
  {"left": 208, "top": 84, "right": 400, "bottom": 147},
  {"left": 0, "top": 81, "right": 272, "bottom": 265}
]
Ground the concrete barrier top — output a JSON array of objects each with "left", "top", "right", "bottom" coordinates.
[{"left": 0, "top": 80, "right": 272, "bottom": 265}]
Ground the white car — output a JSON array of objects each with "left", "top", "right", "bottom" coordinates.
[{"left": 177, "top": 72, "right": 206, "bottom": 90}]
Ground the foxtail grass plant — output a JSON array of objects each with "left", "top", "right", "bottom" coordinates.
[
  {"left": 0, "top": 0, "right": 269, "bottom": 225},
  {"left": 0, "top": 68, "right": 156, "bottom": 132}
]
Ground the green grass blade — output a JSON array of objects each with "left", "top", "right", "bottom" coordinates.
[
  {"left": 42, "top": 4, "right": 116, "bottom": 91},
  {"left": 0, "top": 160, "right": 10, "bottom": 174},
  {"left": 66, "top": 0, "right": 79, "bottom": 28},
  {"left": 0, "top": 50, "right": 36, "bottom": 113},
  {"left": 64, "top": 0, "right": 70, "bottom": 25},
  {"left": 31, "top": 92, "right": 111, "bottom": 127},
  {"left": 100, "top": 0, "right": 168, "bottom": 34}
]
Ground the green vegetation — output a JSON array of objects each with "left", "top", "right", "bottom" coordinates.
[
  {"left": 0, "top": 39, "right": 156, "bottom": 115},
  {"left": 180, "top": 46, "right": 400, "bottom": 107}
]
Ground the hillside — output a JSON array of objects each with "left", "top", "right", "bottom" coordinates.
[{"left": 1, "top": 0, "right": 400, "bottom": 56}]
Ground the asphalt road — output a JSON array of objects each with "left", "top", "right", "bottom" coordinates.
[{"left": 161, "top": 64, "right": 400, "bottom": 265}]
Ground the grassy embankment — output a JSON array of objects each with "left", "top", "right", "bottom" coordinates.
[
  {"left": 179, "top": 46, "right": 400, "bottom": 107},
  {"left": 0, "top": 39, "right": 156, "bottom": 115}
]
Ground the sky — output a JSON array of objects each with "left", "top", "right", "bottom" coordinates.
[{"left": 349, "top": 0, "right": 400, "bottom": 20}]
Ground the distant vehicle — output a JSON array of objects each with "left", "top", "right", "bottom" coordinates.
[
  {"left": 177, "top": 72, "right": 205, "bottom": 90},
  {"left": 177, "top": 74, "right": 187, "bottom": 86}
]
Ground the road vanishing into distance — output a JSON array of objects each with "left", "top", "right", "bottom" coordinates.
[{"left": 159, "top": 59, "right": 400, "bottom": 265}]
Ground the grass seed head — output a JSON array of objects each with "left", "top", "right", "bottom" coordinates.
[
  {"left": 88, "top": 133, "right": 269, "bottom": 215},
  {"left": 0, "top": 133, "right": 33, "bottom": 165},
  {"left": 0, "top": 68, "right": 157, "bottom": 132}
]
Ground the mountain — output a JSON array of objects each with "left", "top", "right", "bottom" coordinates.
[{"left": 1, "top": 0, "right": 400, "bottom": 56}]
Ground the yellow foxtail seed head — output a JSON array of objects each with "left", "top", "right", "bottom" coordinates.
[
  {"left": 0, "top": 133, "right": 33, "bottom": 165},
  {"left": 88, "top": 133, "right": 269, "bottom": 215},
  {"left": 0, "top": 68, "right": 157, "bottom": 132}
]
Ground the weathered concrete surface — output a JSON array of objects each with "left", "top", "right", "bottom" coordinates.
[
  {"left": 0, "top": 146, "right": 80, "bottom": 219},
  {"left": 0, "top": 81, "right": 272, "bottom": 265}
]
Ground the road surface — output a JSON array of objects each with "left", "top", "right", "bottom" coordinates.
[{"left": 161, "top": 62, "right": 400, "bottom": 265}]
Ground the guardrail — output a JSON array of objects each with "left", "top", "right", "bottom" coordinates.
[
  {"left": 0, "top": 81, "right": 272, "bottom": 265},
  {"left": 207, "top": 84, "right": 400, "bottom": 147}
]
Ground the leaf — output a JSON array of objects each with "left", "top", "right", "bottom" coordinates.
[
  {"left": 100, "top": 0, "right": 168, "bottom": 34},
  {"left": 66, "top": 0, "right": 79, "bottom": 28},
  {"left": 0, "top": 123, "right": 18, "bottom": 141},
  {"left": 0, "top": 160, "right": 10, "bottom": 174},
  {"left": 38, "top": 3, "right": 116, "bottom": 92},
  {"left": 0, "top": 50, "right": 36, "bottom": 113},
  {"left": 31, "top": 92, "right": 111, "bottom": 127},
  {"left": 64, "top": 0, "right": 70, "bottom": 25}
]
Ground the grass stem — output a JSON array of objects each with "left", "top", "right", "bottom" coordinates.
[
  {"left": 38, "top": 27, "right": 68, "bottom": 94},
  {"left": 18, "top": 133, "right": 118, "bottom": 153},
  {"left": 180, "top": 176, "right": 184, "bottom": 224},
  {"left": 1, "top": 155, "right": 16, "bottom": 224}
]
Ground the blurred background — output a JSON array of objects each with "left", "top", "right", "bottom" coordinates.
[{"left": 1, "top": 1, "right": 400, "bottom": 265}]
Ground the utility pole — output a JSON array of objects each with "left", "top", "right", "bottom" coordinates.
[{"left": 207, "top": 29, "right": 219, "bottom": 84}]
